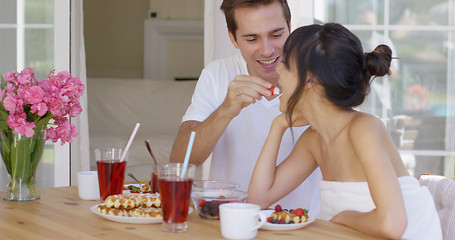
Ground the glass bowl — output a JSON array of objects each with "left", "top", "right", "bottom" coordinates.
[
  {"left": 191, "top": 188, "right": 247, "bottom": 220},
  {"left": 193, "top": 180, "right": 240, "bottom": 190}
]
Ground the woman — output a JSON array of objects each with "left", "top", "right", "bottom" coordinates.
[{"left": 247, "top": 23, "right": 441, "bottom": 239}]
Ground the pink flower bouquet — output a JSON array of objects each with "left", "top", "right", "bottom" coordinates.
[
  {"left": 1, "top": 68, "right": 84, "bottom": 142},
  {"left": 0, "top": 68, "right": 85, "bottom": 200}
]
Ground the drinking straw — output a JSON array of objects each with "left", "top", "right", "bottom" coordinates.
[
  {"left": 120, "top": 123, "right": 141, "bottom": 162},
  {"left": 180, "top": 131, "right": 196, "bottom": 178}
]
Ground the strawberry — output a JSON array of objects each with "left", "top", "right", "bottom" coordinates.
[
  {"left": 274, "top": 204, "right": 283, "bottom": 212},
  {"left": 269, "top": 86, "right": 281, "bottom": 95},
  {"left": 130, "top": 186, "right": 140, "bottom": 193},
  {"left": 291, "top": 208, "right": 304, "bottom": 216},
  {"left": 197, "top": 199, "right": 207, "bottom": 207},
  {"left": 266, "top": 217, "right": 273, "bottom": 223}
]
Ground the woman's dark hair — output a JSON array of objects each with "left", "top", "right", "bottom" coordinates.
[{"left": 282, "top": 23, "right": 392, "bottom": 125}]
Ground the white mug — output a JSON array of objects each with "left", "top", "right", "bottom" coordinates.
[
  {"left": 219, "top": 203, "right": 266, "bottom": 240},
  {"left": 77, "top": 171, "right": 100, "bottom": 200}
]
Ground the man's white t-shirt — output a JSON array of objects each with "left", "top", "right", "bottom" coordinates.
[{"left": 183, "top": 54, "right": 321, "bottom": 216}]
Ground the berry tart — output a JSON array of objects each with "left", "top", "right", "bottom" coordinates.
[{"left": 267, "top": 204, "right": 309, "bottom": 224}]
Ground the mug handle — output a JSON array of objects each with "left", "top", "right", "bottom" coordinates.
[{"left": 251, "top": 212, "right": 267, "bottom": 231}]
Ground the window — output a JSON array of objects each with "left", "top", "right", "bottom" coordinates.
[
  {"left": 0, "top": 0, "right": 70, "bottom": 190},
  {"left": 312, "top": 0, "right": 455, "bottom": 177}
]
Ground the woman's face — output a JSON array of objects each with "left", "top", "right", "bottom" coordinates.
[{"left": 277, "top": 61, "right": 299, "bottom": 113}]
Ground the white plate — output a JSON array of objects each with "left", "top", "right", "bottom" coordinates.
[
  {"left": 90, "top": 204, "right": 194, "bottom": 224},
  {"left": 90, "top": 204, "right": 162, "bottom": 224},
  {"left": 259, "top": 210, "right": 315, "bottom": 231}
]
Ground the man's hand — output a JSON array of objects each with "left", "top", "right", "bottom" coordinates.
[{"left": 219, "top": 75, "right": 273, "bottom": 119}]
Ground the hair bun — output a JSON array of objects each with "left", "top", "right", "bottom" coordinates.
[{"left": 365, "top": 44, "right": 392, "bottom": 77}]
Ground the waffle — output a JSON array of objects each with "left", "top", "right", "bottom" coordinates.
[
  {"left": 138, "top": 194, "right": 161, "bottom": 208},
  {"left": 96, "top": 204, "right": 130, "bottom": 216},
  {"left": 105, "top": 193, "right": 160, "bottom": 209},
  {"left": 96, "top": 204, "right": 162, "bottom": 218},
  {"left": 129, "top": 207, "right": 162, "bottom": 217},
  {"left": 97, "top": 193, "right": 162, "bottom": 218}
]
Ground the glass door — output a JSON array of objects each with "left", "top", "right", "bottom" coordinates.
[
  {"left": 0, "top": 0, "right": 71, "bottom": 190},
  {"left": 292, "top": 0, "right": 455, "bottom": 177}
]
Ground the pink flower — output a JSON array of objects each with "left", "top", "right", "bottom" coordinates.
[
  {"left": 30, "top": 103, "right": 48, "bottom": 116},
  {"left": 46, "top": 117, "right": 78, "bottom": 145},
  {"left": 47, "top": 97, "right": 67, "bottom": 117},
  {"left": 7, "top": 113, "right": 35, "bottom": 137},
  {"left": 17, "top": 70, "right": 33, "bottom": 85},
  {"left": 21, "top": 86, "right": 45, "bottom": 104},
  {"left": 3, "top": 93, "right": 23, "bottom": 113},
  {"left": 2, "top": 71, "right": 17, "bottom": 83},
  {"left": 56, "top": 71, "right": 71, "bottom": 82},
  {"left": 68, "top": 101, "right": 82, "bottom": 117},
  {"left": 4, "top": 84, "right": 16, "bottom": 93}
]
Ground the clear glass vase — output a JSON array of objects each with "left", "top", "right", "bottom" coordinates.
[{"left": 0, "top": 129, "right": 46, "bottom": 201}]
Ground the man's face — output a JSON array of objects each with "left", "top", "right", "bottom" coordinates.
[{"left": 229, "top": 1, "right": 290, "bottom": 83}]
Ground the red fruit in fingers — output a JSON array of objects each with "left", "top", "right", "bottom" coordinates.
[{"left": 269, "top": 86, "right": 281, "bottom": 95}]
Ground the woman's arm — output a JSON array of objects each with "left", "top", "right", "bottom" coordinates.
[
  {"left": 247, "top": 114, "right": 317, "bottom": 209},
  {"left": 331, "top": 115, "right": 407, "bottom": 239}
]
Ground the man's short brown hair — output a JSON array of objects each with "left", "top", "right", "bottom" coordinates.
[{"left": 220, "top": 0, "right": 291, "bottom": 40}]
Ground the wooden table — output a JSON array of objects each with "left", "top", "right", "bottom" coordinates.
[{"left": 0, "top": 186, "right": 384, "bottom": 240}]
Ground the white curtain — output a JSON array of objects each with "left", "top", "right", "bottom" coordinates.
[
  {"left": 203, "top": 0, "right": 238, "bottom": 65},
  {"left": 70, "top": 0, "right": 90, "bottom": 185},
  {"left": 203, "top": 0, "right": 313, "bottom": 65}
]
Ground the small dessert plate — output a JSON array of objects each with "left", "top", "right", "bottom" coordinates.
[{"left": 259, "top": 210, "right": 315, "bottom": 231}]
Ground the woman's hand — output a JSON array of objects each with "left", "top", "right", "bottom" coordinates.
[
  {"left": 272, "top": 114, "right": 290, "bottom": 130},
  {"left": 273, "top": 112, "right": 309, "bottom": 129},
  {"left": 291, "top": 111, "right": 310, "bottom": 127}
]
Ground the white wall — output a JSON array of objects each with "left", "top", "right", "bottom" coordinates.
[{"left": 85, "top": 0, "right": 204, "bottom": 79}]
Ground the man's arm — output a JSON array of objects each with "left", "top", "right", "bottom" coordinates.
[
  {"left": 169, "top": 75, "right": 273, "bottom": 165},
  {"left": 169, "top": 112, "right": 231, "bottom": 166}
]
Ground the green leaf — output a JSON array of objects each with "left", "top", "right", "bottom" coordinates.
[
  {"left": 0, "top": 131, "right": 12, "bottom": 174},
  {"left": 35, "top": 113, "right": 53, "bottom": 130},
  {"left": 0, "top": 74, "right": 6, "bottom": 90},
  {"left": 0, "top": 121, "right": 8, "bottom": 130},
  {"left": 0, "top": 109, "right": 9, "bottom": 130},
  {"left": 30, "top": 138, "right": 45, "bottom": 179},
  {"left": 10, "top": 134, "right": 32, "bottom": 182}
]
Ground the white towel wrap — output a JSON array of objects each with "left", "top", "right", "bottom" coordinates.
[{"left": 319, "top": 176, "right": 442, "bottom": 240}]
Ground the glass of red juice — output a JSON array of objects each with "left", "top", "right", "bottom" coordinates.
[
  {"left": 150, "top": 168, "right": 159, "bottom": 193},
  {"left": 158, "top": 163, "right": 196, "bottom": 232},
  {"left": 95, "top": 148, "right": 127, "bottom": 200}
]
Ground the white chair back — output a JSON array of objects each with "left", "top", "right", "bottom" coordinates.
[{"left": 418, "top": 174, "right": 455, "bottom": 240}]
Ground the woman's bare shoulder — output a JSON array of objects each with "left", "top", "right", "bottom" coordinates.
[
  {"left": 350, "top": 112, "right": 384, "bottom": 129},
  {"left": 347, "top": 112, "right": 387, "bottom": 140}
]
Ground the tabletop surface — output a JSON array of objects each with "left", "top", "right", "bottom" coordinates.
[{"left": 0, "top": 186, "right": 384, "bottom": 240}]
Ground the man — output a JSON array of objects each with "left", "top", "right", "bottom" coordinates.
[{"left": 170, "top": 0, "right": 321, "bottom": 215}]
